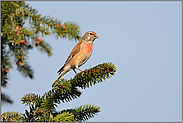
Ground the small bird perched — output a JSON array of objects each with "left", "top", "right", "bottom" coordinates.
[{"left": 52, "top": 31, "right": 98, "bottom": 87}]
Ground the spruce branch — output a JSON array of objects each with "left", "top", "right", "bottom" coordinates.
[
  {"left": 53, "top": 112, "right": 75, "bottom": 122},
  {"left": 1, "top": 111, "right": 24, "bottom": 122},
  {"left": 17, "top": 62, "right": 116, "bottom": 122},
  {"left": 53, "top": 62, "right": 117, "bottom": 89},
  {"left": 1, "top": 93, "right": 13, "bottom": 104},
  {"left": 59, "top": 104, "right": 100, "bottom": 122},
  {"left": 12, "top": 1, "right": 81, "bottom": 41},
  {"left": 17, "top": 61, "right": 34, "bottom": 79}
]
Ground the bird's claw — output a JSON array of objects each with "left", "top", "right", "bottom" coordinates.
[
  {"left": 81, "top": 72, "right": 84, "bottom": 77},
  {"left": 81, "top": 69, "right": 88, "bottom": 77}
]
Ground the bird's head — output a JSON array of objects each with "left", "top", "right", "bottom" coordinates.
[{"left": 82, "top": 31, "right": 98, "bottom": 42}]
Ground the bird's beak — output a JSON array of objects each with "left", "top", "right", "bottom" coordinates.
[{"left": 94, "top": 35, "right": 98, "bottom": 39}]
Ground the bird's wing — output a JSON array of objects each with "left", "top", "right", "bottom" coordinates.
[
  {"left": 65, "top": 41, "right": 82, "bottom": 65},
  {"left": 57, "top": 41, "right": 83, "bottom": 73}
]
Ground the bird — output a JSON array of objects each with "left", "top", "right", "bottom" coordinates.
[{"left": 52, "top": 31, "right": 98, "bottom": 87}]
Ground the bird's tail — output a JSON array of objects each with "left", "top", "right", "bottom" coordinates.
[{"left": 52, "top": 66, "right": 70, "bottom": 87}]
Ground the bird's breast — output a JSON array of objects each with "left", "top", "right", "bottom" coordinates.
[{"left": 83, "top": 44, "right": 93, "bottom": 54}]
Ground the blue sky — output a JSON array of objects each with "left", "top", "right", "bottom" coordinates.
[{"left": 1, "top": 1, "right": 182, "bottom": 122}]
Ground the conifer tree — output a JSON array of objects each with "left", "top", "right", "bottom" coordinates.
[{"left": 1, "top": 1, "right": 117, "bottom": 122}]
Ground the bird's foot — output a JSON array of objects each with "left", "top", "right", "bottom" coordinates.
[
  {"left": 81, "top": 71, "right": 84, "bottom": 77},
  {"left": 82, "top": 69, "right": 88, "bottom": 76}
]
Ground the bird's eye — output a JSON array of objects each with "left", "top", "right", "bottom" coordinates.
[{"left": 90, "top": 33, "right": 93, "bottom": 35}]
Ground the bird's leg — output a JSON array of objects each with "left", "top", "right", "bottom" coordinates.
[
  {"left": 76, "top": 68, "right": 84, "bottom": 76},
  {"left": 73, "top": 69, "right": 78, "bottom": 75}
]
